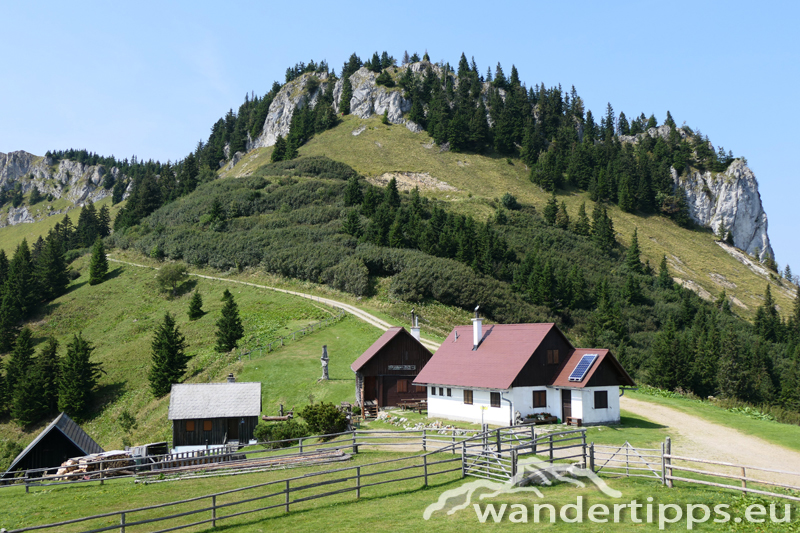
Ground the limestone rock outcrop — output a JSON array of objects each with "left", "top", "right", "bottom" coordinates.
[
  {"left": 339, "top": 68, "right": 411, "bottom": 124},
  {"left": 676, "top": 159, "right": 773, "bottom": 260}
]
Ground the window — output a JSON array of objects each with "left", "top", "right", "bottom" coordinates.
[
  {"left": 447, "top": 388, "right": 452, "bottom": 397},
  {"left": 431, "top": 386, "right": 436, "bottom": 396},
  {"left": 186, "top": 421, "right": 195, "bottom": 432},
  {"left": 594, "top": 390, "right": 609, "bottom": 409},
  {"left": 414, "top": 384, "right": 426, "bottom": 393},
  {"left": 463, "top": 389, "right": 473, "bottom": 405},
  {"left": 547, "top": 349, "right": 560, "bottom": 365},
  {"left": 203, "top": 420, "right": 213, "bottom": 431},
  {"left": 397, "top": 379, "right": 408, "bottom": 393},
  {"left": 439, "top": 387, "right": 444, "bottom": 396},
  {"left": 490, "top": 392, "right": 501, "bottom": 408},
  {"left": 533, "top": 390, "right": 547, "bottom": 408}
]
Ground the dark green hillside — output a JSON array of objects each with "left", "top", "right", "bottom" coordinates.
[{"left": 109, "top": 155, "right": 800, "bottom": 415}]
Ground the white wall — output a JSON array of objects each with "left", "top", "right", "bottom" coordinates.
[
  {"left": 427, "top": 387, "right": 512, "bottom": 426},
  {"left": 510, "top": 386, "right": 560, "bottom": 419},
  {"left": 576, "top": 386, "right": 620, "bottom": 424}
]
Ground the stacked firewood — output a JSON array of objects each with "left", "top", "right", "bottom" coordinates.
[{"left": 55, "top": 452, "right": 134, "bottom": 479}]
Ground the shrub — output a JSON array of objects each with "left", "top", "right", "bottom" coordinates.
[
  {"left": 501, "top": 192, "right": 520, "bottom": 210},
  {"left": 254, "top": 420, "right": 310, "bottom": 448},
  {"left": 299, "top": 402, "right": 347, "bottom": 437}
]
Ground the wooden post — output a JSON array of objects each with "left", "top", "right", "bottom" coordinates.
[
  {"left": 582, "top": 432, "right": 587, "bottom": 467},
  {"left": 461, "top": 442, "right": 466, "bottom": 478},
  {"left": 589, "top": 442, "right": 595, "bottom": 473},
  {"left": 496, "top": 429, "right": 501, "bottom": 452},
  {"left": 423, "top": 454, "right": 428, "bottom": 486},
  {"left": 299, "top": 437, "right": 304, "bottom": 453},
  {"left": 285, "top": 480, "right": 290, "bottom": 512},
  {"left": 511, "top": 450, "right": 517, "bottom": 479},
  {"left": 352, "top": 430, "right": 358, "bottom": 454},
  {"left": 625, "top": 443, "right": 629, "bottom": 477},
  {"left": 422, "top": 429, "right": 427, "bottom": 452},
  {"left": 120, "top": 512, "right": 126, "bottom": 533},
  {"left": 665, "top": 437, "right": 673, "bottom": 488},
  {"left": 741, "top": 467, "right": 747, "bottom": 495},
  {"left": 532, "top": 426, "right": 537, "bottom": 454},
  {"left": 356, "top": 466, "right": 361, "bottom": 498},
  {"left": 212, "top": 495, "right": 217, "bottom": 527},
  {"left": 661, "top": 442, "right": 666, "bottom": 485},
  {"left": 549, "top": 434, "right": 554, "bottom": 462}
]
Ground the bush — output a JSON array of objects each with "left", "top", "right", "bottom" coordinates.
[
  {"left": 501, "top": 192, "right": 520, "bottom": 210},
  {"left": 299, "top": 402, "right": 347, "bottom": 438},
  {"left": 254, "top": 420, "right": 310, "bottom": 448}
]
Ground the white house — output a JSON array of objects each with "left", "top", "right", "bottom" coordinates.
[{"left": 413, "top": 315, "right": 634, "bottom": 426}]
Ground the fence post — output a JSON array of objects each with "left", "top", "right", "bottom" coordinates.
[
  {"left": 357, "top": 466, "right": 361, "bottom": 498},
  {"left": 496, "top": 429, "right": 501, "bottom": 452},
  {"left": 120, "top": 512, "right": 126, "bottom": 533},
  {"left": 461, "top": 442, "right": 466, "bottom": 478},
  {"left": 582, "top": 432, "right": 587, "bottom": 467},
  {"left": 423, "top": 454, "right": 428, "bottom": 486},
  {"left": 625, "top": 443, "right": 629, "bottom": 477},
  {"left": 549, "top": 434, "right": 553, "bottom": 463},
  {"left": 661, "top": 442, "right": 666, "bottom": 485},
  {"left": 665, "top": 437, "right": 673, "bottom": 488},
  {"left": 299, "top": 437, "right": 304, "bottom": 453},
  {"left": 285, "top": 480, "right": 290, "bottom": 512},
  {"left": 352, "top": 430, "right": 358, "bottom": 454},
  {"left": 212, "top": 495, "right": 217, "bottom": 528},
  {"left": 741, "top": 467, "right": 747, "bottom": 496},
  {"left": 511, "top": 450, "right": 517, "bottom": 479},
  {"left": 423, "top": 429, "right": 427, "bottom": 452},
  {"left": 589, "top": 442, "right": 595, "bottom": 473}
]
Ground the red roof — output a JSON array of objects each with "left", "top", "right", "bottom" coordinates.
[
  {"left": 350, "top": 327, "right": 431, "bottom": 372},
  {"left": 413, "top": 323, "right": 558, "bottom": 389},
  {"left": 413, "top": 323, "right": 635, "bottom": 390}
]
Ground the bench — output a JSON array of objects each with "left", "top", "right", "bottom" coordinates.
[{"left": 566, "top": 417, "right": 582, "bottom": 427}]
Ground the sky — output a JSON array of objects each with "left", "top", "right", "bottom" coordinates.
[{"left": 2, "top": 1, "right": 798, "bottom": 271}]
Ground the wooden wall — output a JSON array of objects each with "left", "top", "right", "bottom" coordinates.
[
  {"left": 512, "top": 328, "right": 574, "bottom": 387},
  {"left": 172, "top": 416, "right": 259, "bottom": 447}
]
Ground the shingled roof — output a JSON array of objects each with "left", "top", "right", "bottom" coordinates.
[
  {"left": 168, "top": 382, "right": 262, "bottom": 420},
  {"left": 4, "top": 412, "right": 103, "bottom": 476},
  {"left": 350, "top": 327, "right": 431, "bottom": 372}
]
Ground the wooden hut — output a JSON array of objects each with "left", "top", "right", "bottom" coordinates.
[
  {"left": 351, "top": 326, "right": 432, "bottom": 410},
  {"left": 168, "top": 375, "right": 261, "bottom": 449},
  {"left": 2, "top": 412, "right": 104, "bottom": 479}
]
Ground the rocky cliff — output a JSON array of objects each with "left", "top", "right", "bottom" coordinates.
[
  {"left": 619, "top": 126, "right": 773, "bottom": 260},
  {"left": 0, "top": 150, "right": 125, "bottom": 227}
]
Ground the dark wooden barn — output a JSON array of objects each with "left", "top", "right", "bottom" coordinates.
[
  {"left": 168, "top": 376, "right": 261, "bottom": 449},
  {"left": 2, "top": 412, "right": 104, "bottom": 479},
  {"left": 351, "top": 327, "right": 432, "bottom": 409}
]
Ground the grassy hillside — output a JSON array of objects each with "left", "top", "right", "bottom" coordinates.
[
  {"left": 251, "top": 114, "right": 794, "bottom": 320},
  {"left": 0, "top": 252, "right": 383, "bottom": 453}
]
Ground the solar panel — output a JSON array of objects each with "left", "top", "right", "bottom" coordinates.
[{"left": 568, "top": 354, "right": 598, "bottom": 382}]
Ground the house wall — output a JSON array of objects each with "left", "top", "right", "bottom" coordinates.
[
  {"left": 509, "top": 386, "right": 561, "bottom": 419},
  {"left": 172, "top": 416, "right": 259, "bottom": 446},
  {"left": 427, "top": 387, "right": 512, "bottom": 426},
  {"left": 511, "top": 328, "right": 575, "bottom": 387},
  {"left": 357, "top": 331, "right": 432, "bottom": 408},
  {"left": 570, "top": 386, "right": 620, "bottom": 424}
]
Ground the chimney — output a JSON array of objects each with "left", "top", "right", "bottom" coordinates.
[
  {"left": 410, "top": 308, "right": 421, "bottom": 341},
  {"left": 472, "top": 305, "right": 482, "bottom": 350},
  {"left": 227, "top": 373, "right": 235, "bottom": 383}
]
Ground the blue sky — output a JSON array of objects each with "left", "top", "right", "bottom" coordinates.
[{"left": 2, "top": 1, "right": 798, "bottom": 272}]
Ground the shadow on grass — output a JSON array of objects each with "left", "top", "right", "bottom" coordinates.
[
  {"left": 63, "top": 280, "right": 88, "bottom": 295},
  {"left": 91, "top": 381, "right": 127, "bottom": 416},
  {"left": 174, "top": 279, "right": 199, "bottom": 298},
  {"left": 617, "top": 414, "right": 667, "bottom": 430},
  {"left": 104, "top": 266, "right": 125, "bottom": 281}
]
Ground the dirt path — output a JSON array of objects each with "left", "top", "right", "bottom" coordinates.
[
  {"left": 621, "top": 396, "right": 800, "bottom": 485},
  {"left": 106, "top": 256, "right": 442, "bottom": 352}
]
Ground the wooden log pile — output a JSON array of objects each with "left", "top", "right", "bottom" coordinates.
[{"left": 55, "top": 451, "right": 135, "bottom": 479}]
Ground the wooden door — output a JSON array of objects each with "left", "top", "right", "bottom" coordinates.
[
  {"left": 227, "top": 418, "right": 239, "bottom": 441},
  {"left": 561, "top": 389, "right": 572, "bottom": 420},
  {"left": 364, "top": 376, "right": 377, "bottom": 403}
]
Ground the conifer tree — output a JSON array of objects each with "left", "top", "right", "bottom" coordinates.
[
  {"left": 383, "top": 177, "right": 401, "bottom": 208},
  {"left": 6, "top": 327, "right": 34, "bottom": 395},
  {"left": 89, "top": 237, "right": 108, "bottom": 286},
  {"left": 112, "top": 177, "right": 126, "bottom": 205},
  {"left": 657, "top": 255, "right": 672, "bottom": 288},
  {"left": 0, "top": 290, "right": 19, "bottom": 353},
  {"left": 543, "top": 193, "right": 558, "bottom": 225},
  {"left": 626, "top": 228, "right": 643, "bottom": 273},
  {"left": 215, "top": 289, "right": 244, "bottom": 352},
  {"left": 271, "top": 135, "right": 287, "bottom": 162},
  {"left": 149, "top": 312, "right": 189, "bottom": 398},
  {"left": 58, "top": 332, "right": 102, "bottom": 421},
  {"left": 754, "top": 284, "right": 781, "bottom": 342},
  {"left": 342, "top": 209, "right": 362, "bottom": 237},
  {"left": 188, "top": 290, "right": 204, "bottom": 320},
  {"left": 97, "top": 205, "right": 111, "bottom": 237},
  {"left": 555, "top": 202, "right": 570, "bottom": 230},
  {"left": 340, "top": 77, "right": 353, "bottom": 115},
  {"left": 343, "top": 175, "right": 363, "bottom": 206},
  {"left": 36, "top": 337, "right": 60, "bottom": 414},
  {"left": 34, "top": 236, "right": 69, "bottom": 300},
  {"left": 572, "top": 202, "right": 591, "bottom": 237}
]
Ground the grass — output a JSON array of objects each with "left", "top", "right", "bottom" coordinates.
[
  {"left": 625, "top": 389, "right": 800, "bottom": 454},
  {"left": 1, "top": 446, "right": 794, "bottom": 532},
  {"left": 228, "top": 113, "right": 795, "bottom": 322},
  {"left": 0, "top": 252, "right": 383, "bottom": 451}
]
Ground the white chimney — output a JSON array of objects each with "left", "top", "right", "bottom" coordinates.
[
  {"left": 227, "top": 373, "right": 235, "bottom": 383},
  {"left": 410, "top": 309, "right": 421, "bottom": 341},
  {"left": 472, "top": 305, "right": 482, "bottom": 350}
]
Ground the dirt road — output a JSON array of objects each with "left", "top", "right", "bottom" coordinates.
[
  {"left": 106, "top": 256, "right": 442, "bottom": 352},
  {"left": 621, "top": 395, "right": 800, "bottom": 485}
]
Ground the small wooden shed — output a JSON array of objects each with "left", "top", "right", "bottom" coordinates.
[
  {"left": 168, "top": 377, "right": 261, "bottom": 448},
  {"left": 2, "top": 412, "right": 104, "bottom": 479},
  {"left": 351, "top": 327, "right": 432, "bottom": 409}
]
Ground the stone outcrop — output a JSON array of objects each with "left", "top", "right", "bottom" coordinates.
[
  {"left": 676, "top": 159, "right": 773, "bottom": 259},
  {"left": 0, "top": 150, "right": 126, "bottom": 228},
  {"left": 617, "top": 126, "right": 773, "bottom": 260},
  {"left": 338, "top": 68, "right": 411, "bottom": 124}
]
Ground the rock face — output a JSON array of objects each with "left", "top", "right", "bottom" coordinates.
[
  {"left": 339, "top": 68, "right": 411, "bottom": 124},
  {"left": 0, "top": 150, "right": 125, "bottom": 227},
  {"left": 676, "top": 159, "right": 773, "bottom": 259}
]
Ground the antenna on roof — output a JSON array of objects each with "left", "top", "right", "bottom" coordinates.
[
  {"left": 454, "top": 331, "right": 459, "bottom": 341},
  {"left": 474, "top": 305, "right": 480, "bottom": 319}
]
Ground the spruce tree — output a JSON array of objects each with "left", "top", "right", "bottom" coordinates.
[
  {"left": 0, "top": 289, "right": 19, "bottom": 353},
  {"left": 35, "top": 236, "right": 69, "bottom": 300},
  {"left": 543, "top": 193, "right": 558, "bottom": 225},
  {"left": 36, "top": 337, "right": 60, "bottom": 414},
  {"left": 340, "top": 77, "right": 353, "bottom": 115},
  {"left": 97, "top": 205, "right": 111, "bottom": 237},
  {"left": 626, "top": 228, "right": 643, "bottom": 273},
  {"left": 657, "top": 255, "right": 672, "bottom": 288},
  {"left": 271, "top": 135, "right": 287, "bottom": 162},
  {"left": 215, "top": 289, "right": 244, "bottom": 352},
  {"left": 58, "top": 332, "right": 102, "bottom": 420},
  {"left": 89, "top": 237, "right": 108, "bottom": 286},
  {"left": 342, "top": 209, "right": 362, "bottom": 237},
  {"left": 555, "top": 202, "right": 570, "bottom": 230},
  {"left": 188, "top": 290, "right": 204, "bottom": 320},
  {"left": 6, "top": 327, "right": 34, "bottom": 395},
  {"left": 572, "top": 202, "right": 591, "bottom": 237},
  {"left": 149, "top": 312, "right": 189, "bottom": 398},
  {"left": 343, "top": 175, "right": 363, "bottom": 206},
  {"left": 383, "top": 177, "right": 400, "bottom": 209}
]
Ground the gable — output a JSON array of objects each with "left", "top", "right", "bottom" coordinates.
[
  {"left": 351, "top": 327, "right": 432, "bottom": 375},
  {"left": 511, "top": 326, "right": 574, "bottom": 387}
]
